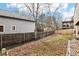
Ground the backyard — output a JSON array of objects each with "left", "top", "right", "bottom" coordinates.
[
  {"left": 0, "top": 3, "right": 75, "bottom": 56},
  {"left": 6, "top": 29, "right": 73, "bottom": 56}
]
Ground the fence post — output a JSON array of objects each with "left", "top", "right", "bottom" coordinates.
[
  {"left": 24, "top": 33, "right": 26, "bottom": 43},
  {"left": 28, "top": 33, "right": 29, "bottom": 41},
  {"left": 1, "top": 34, "right": 2, "bottom": 49}
]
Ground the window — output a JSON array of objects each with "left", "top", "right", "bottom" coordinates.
[
  {"left": 0, "top": 26, "right": 3, "bottom": 32},
  {"left": 12, "top": 26, "right": 16, "bottom": 31},
  {"left": 67, "top": 24, "right": 69, "bottom": 27},
  {"left": 62, "top": 25, "right": 65, "bottom": 27}
]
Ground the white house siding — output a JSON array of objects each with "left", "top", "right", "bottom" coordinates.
[
  {"left": 74, "top": 4, "right": 79, "bottom": 25},
  {"left": 0, "top": 17, "right": 35, "bottom": 34},
  {"left": 74, "top": 4, "right": 79, "bottom": 37}
]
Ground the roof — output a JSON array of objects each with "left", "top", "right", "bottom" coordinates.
[
  {"left": 0, "top": 10, "right": 35, "bottom": 22},
  {"left": 62, "top": 19, "right": 71, "bottom": 21},
  {"left": 62, "top": 19, "right": 73, "bottom": 23},
  {"left": 62, "top": 21, "right": 73, "bottom": 23}
]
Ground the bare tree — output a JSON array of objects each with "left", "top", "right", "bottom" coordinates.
[
  {"left": 24, "top": 3, "right": 42, "bottom": 39},
  {"left": 23, "top": 3, "right": 63, "bottom": 35},
  {"left": 42, "top": 3, "right": 54, "bottom": 31},
  {"left": 45, "top": 3, "right": 63, "bottom": 30},
  {"left": 53, "top": 4, "right": 63, "bottom": 29}
]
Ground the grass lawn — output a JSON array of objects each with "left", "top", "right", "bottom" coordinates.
[
  {"left": 31, "top": 33, "right": 73, "bottom": 56},
  {"left": 7, "top": 32, "right": 73, "bottom": 56}
]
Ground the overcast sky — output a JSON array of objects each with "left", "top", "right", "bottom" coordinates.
[{"left": 0, "top": 3, "right": 75, "bottom": 19}]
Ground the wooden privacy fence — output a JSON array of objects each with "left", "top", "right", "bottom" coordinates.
[{"left": 0, "top": 31, "right": 54, "bottom": 49}]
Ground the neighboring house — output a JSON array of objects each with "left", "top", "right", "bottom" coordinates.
[
  {"left": 62, "top": 19, "right": 74, "bottom": 29},
  {"left": 0, "top": 10, "right": 35, "bottom": 34},
  {"left": 74, "top": 4, "right": 79, "bottom": 38}
]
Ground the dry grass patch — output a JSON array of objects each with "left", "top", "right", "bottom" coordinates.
[
  {"left": 32, "top": 34, "right": 72, "bottom": 56},
  {"left": 7, "top": 33, "right": 73, "bottom": 56}
]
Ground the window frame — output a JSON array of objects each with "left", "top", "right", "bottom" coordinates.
[
  {"left": 0, "top": 24, "right": 5, "bottom": 32},
  {"left": 12, "top": 25, "right": 16, "bottom": 31}
]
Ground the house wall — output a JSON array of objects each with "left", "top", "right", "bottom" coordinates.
[
  {"left": 74, "top": 4, "right": 79, "bottom": 25},
  {"left": 74, "top": 4, "right": 79, "bottom": 37},
  {"left": 0, "top": 17, "right": 35, "bottom": 34}
]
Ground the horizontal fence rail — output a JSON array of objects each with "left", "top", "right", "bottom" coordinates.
[{"left": 0, "top": 31, "right": 54, "bottom": 49}]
